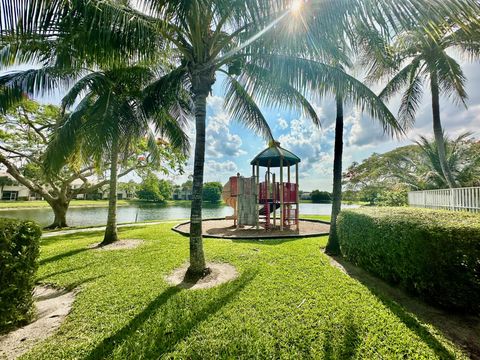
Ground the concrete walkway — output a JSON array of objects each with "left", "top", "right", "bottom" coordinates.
[{"left": 42, "top": 220, "right": 186, "bottom": 238}]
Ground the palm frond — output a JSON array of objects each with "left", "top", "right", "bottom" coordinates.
[
  {"left": 251, "top": 54, "right": 403, "bottom": 136},
  {"left": 378, "top": 58, "right": 422, "bottom": 101},
  {"left": 435, "top": 53, "right": 468, "bottom": 106},
  {"left": 61, "top": 71, "right": 110, "bottom": 110},
  {"left": 141, "top": 66, "right": 189, "bottom": 118},
  {"left": 238, "top": 63, "right": 321, "bottom": 127},
  {"left": 224, "top": 76, "right": 273, "bottom": 141},
  {"left": 397, "top": 72, "right": 424, "bottom": 128},
  {"left": 0, "top": 85, "right": 24, "bottom": 113},
  {"left": 0, "top": 67, "right": 82, "bottom": 98}
]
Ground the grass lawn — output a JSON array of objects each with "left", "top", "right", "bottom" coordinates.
[
  {"left": 301, "top": 214, "right": 331, "bottom": 222},
  {"left": 23, "top": 222, "right": 467, "bottom": 359}
]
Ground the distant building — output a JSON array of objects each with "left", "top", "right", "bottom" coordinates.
[
  {"left": 300, "top": 191, "right": 312, "bottom": 200},
  {"left": 0, "top": 173, "right": 42, "bottom": 201},
  {"left": 72, "top": 179, "right": 135, "bottom": 200},
  {"left": 0, "top": 173, "right": 133, "bottom": 201},
  {"left": 172, "top": 188, "right": 192, "bottom": 200}
]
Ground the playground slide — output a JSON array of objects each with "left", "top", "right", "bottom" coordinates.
[{"left": 258, "top": 202, "right": 280, "bottom": 216}]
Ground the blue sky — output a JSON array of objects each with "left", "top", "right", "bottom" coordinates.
[
  {"left": 3, "top": 60, "right": 480, "bottom": 191},
  {"left": 172, "top": 60, "right": 480, "bottom": 191}
]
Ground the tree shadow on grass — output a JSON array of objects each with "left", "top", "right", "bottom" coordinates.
[
  {"left": 322, "top": 314, "right": 360, "bottom": 360},
  {"left": 66, "top": 275, "right": 105, "bottom": 291},
  {"left": 331, "top": 256, "right": 480, "bottom": 360},
  {"left": 231, "top": 236, "right": 324, "bottom": 246},
  {"left": 40, "top": 231, "right": 102, "bottom": 246},
  {"left": 36, "top": 263, "right": 93, "bottom": 282},
  {"left": 39, "top": 248, "right": 91, "bottom": 266},
  {"left": 85, "top": 271, "right": 257, "bottom": 360}
]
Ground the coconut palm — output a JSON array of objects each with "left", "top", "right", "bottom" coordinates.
[
  {"left": 2, "top": 0, "right": 480, "bottom": 272},
  {"left": 44, "top": 65, "right": 190, "bottom": 246},
  {"left": 365, "top": 23, "right": 480, "bottom": 188}
]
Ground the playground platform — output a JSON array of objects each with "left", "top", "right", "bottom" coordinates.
[{"left": 172, "top": 218, "right": 330, "bottom": 239}]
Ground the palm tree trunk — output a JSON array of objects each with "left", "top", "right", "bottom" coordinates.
[
  {"left": 325, "top": 95, "right": 343, "bottom": 256},
  {"left": 186, "top": 87, "right": 209, "bottom": 279},
  {"left": 430, "top": 71, "right": 457, "bottom": 188},
  {"left": 101, "top": 138, "right": 119, "bottom": 246}
]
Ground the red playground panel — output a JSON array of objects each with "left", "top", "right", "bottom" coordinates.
[
  {"left": 280, "top": 183, "right": 297, "bottom": 203},
  {"left": 229, "top": 176, "right": 239, "bottom": 196}
]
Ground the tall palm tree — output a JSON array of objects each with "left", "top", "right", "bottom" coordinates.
[
  {"left": 365, "top": 23, "right": 480, "bottom": 188},
  {"left": 44, "top": 66, "right": 190, "bottom": 246},
  {"left": 325, "top": 93, "right": 345, "bottom": 255},
  {"left": 2, "top": 0, "right": 479, "bottom": 273}
]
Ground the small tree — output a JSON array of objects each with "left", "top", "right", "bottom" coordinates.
[
  {"left": 311, "top": 190, "right": 332, "bottom": 203},
  {"left": 0, "top": 100, "right": 144, "bottom": 228},
  {"left": 137, "top": 173, "right": 173, "bottom": 203},
  {"left": 158, "top": 179, "right": 174, "bottom": 202},
  {"left": 202, "top": 182, "right": 222, "bottom": 203},
  {"left": 118, "top": 181, "right": 138, "bottom": 199}
]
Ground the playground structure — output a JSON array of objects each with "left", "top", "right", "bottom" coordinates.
[{"left": 222, "top": 141, "right": 300, "bottom": 232}]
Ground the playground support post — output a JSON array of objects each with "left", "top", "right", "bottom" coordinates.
[
  {"left": 236, "top": 172, "right": 240, "bottom": 229},
  {"left": 256, "top": 161, "right": 260, "bottom": 230},
  {"left": 280, "top": 157, "right": 284, "bottom": 231},
  {"left": 287, "top": 162, "right": 291, "bottom": 183},
  {"left": 296, "top": 163, "right": 299, "bottom": 231},
  {"left": 273, "top": 173, "right": 276, "bottom": 229}
]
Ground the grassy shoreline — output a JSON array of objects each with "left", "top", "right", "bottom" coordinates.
[{"left": 0, "top": 199, "right": 194, "bottom": 210}]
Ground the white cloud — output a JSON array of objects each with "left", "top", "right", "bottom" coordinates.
[
  {"left": 277, "top": 117, "right": 289, "bottom": 130},
  {"left": 206, "top": 160, "right": 237, "bottom": 173},
  {"left": 205, "top": 97, "right": 246, "bottom": 158},
  {"left": 277, "top": 113, "right": 334, "bottom": 184},
  {"left": 346, "top": 111, "right": 390, "bottom": 148},
  {"left": 204, "top": 160, "right": 238, "bottom": 183},
  {"left": 207, "top": 95, "right": 226, "bottom": 115}
]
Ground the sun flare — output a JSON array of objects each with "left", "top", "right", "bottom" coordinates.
[{"left": 291, "top": 0, "right": 303, "bottom": 14}]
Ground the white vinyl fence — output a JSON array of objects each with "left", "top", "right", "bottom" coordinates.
[{"left": 408, "top": 187, "right": 480, "bottom": 213}]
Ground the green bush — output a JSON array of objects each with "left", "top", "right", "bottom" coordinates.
[
  {"left": 311, "top": 190, "right": 332, "bottom": 203},
  {"left": 375, "top": 188, "right": 409, "bottom": 206},
  {"left": 202, "top": 182, "right": 223, "bottom": 203},
  {"left": 337, "top": 207, "right": 480, "bottom": 313},
  {"left": 0, "top": 218, "right": 41, "bottom": 332}
]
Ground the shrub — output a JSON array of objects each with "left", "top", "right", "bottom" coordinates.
[
  {"left": 311, "top": 190, "right": 332, "bottom": 203},
  {"left": 0, "top": 218, "right": 42, "bottom": 332},
  {"left": 375, "top": 188, "right": 409, "bottom": 206},
  {"left": 337, "top": 207, "right": 480, "bottom": 313},
  {"left": 137, "top": 173, "right": 173, "bottom": 202},
  {"left": 202, "top": 182, "right": 223, "bottom": 203}
]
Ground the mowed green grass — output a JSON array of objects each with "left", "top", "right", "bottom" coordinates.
[{"left": 25, "top": 223, "right": 466, "bottom": 359}]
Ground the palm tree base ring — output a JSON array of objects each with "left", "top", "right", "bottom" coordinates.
[{"left": 166, "top": 263, "right": 238, "bottom": 290}]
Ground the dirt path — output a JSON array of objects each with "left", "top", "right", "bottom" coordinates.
[{"left": 0, "top": 286, "right": 76, "bottom": 360}]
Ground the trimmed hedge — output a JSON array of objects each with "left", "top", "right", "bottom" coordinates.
[
  {"left": 337, "top": 207, "right": 480, "bottom": 313},
  {"left": 0, "top": 218, "right": 41, "bottom": 332}
]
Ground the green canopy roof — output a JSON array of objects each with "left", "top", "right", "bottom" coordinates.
[{"left": 250, "top": 142, "right": 301, "bottom": 167}]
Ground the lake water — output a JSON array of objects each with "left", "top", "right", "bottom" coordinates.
[{"left": 0, "top": 203, "right": 359, "bottom": 227}]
